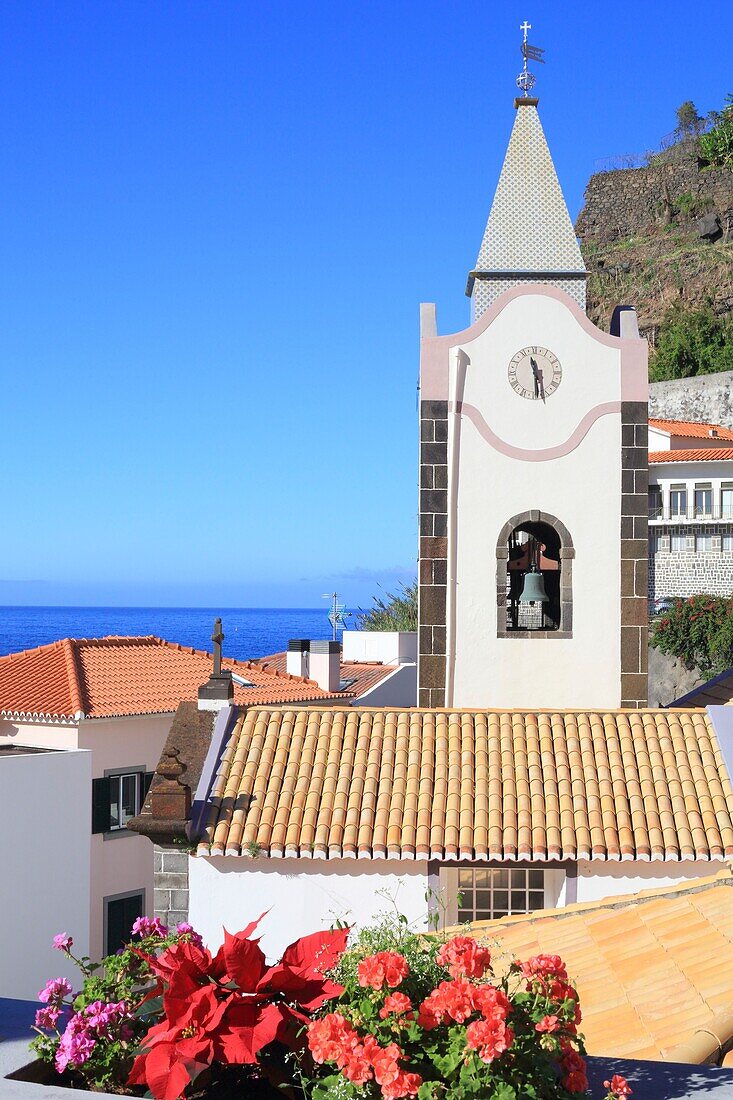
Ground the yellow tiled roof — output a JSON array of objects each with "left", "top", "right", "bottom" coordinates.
[
  {"left": 461, "top": 870, "right": 733, "bottom": 1063},
  {"left": 195, "top": 707, "right": 733, "bottom": 861}
]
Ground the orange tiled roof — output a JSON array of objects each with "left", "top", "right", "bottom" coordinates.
[
  {"left": 462, "top": 870, "right": 733, "bottom": 1063},
  {"left": 195, "top": 707, "right": 733, "bottom": 861},
  {"left": 0, "top": 637, "right": 348, "bottom": 721},
  {"left": 254, "top": 652, "right": 397, "bottom": 697},
  {"left": 649, "top": 448, "right": 733, "bottom": 463},
  {"left": 649, "top": 418, "right": 733, "bottom": 441}
]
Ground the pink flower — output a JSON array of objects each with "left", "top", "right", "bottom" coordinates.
[
  {"left": 536, "top": 1014, "right": 560, "bottom": 1033},
  {"left": 379, "top": 992, "right": 413, "bottom": 1020},
  {"left": 175, "top": 922, "right": 204, "bottom": 948},
  {"left": 52, "top": 933, "right": 73, "bottom": 953},
  {"left": 465, "top": 1017, "right": 514, "bottom": 1063},
  {"left": 131, "top": 915, "right": 168, "bottom": 939},
  {"left": 604, "top": 1075, "right": 633, "bottom": 1098},
  {"left": 38, "top": 978, "right": 73, "bottom": 1005},
  {"left": 357, "top": 951, "right": 409, "bottom": 990},
  {"left": 34, "top": 1006, "right": 61, "bottom": 1030},
  {"left": 437, "top": 936, "right": 491, "bottom": 979}
]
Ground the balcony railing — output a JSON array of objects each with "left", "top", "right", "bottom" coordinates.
[{"left": 648, "top": 505, "right": 733, "bottom": 522}]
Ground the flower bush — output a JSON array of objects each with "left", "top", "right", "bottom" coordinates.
[
  {"left": 32, "top": 909, "right": 631, "bottom": 1100},
  {"left": 304, "top": 916, "right": 632, "bottom": 1100}
]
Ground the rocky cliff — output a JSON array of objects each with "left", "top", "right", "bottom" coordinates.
[{"left": 575, "top": 149, "right": 733, "bottom": 339}]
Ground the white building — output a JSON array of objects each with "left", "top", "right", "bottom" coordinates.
[
  {"left": 133, "top": 698, "right": 733, "bottom": 961},
  {"left": 0, "top": 743, "right": 90, "bottom": 1000},
  {"left": 0, "top": 633, "right": 350, "bottom": 967},
  {"left": 417, "top": 93, "right": 648, "bottom": 710},
  {"left": 648, "top": 418, "right": 733, "bottom": 602}
]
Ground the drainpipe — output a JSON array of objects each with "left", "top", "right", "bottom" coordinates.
[{"left": 444, "top": 348, "right": 469, "bottom": 708}]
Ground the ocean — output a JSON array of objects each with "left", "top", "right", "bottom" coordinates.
[{"left": 0, "top": 606, "right": 351, "bottom": 661}]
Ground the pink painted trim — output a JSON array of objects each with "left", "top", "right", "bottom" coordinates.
[
  {"left": 420, "top": 283, "right": 648, "bottom": 402},
  {"left": 458, "top": 400, "right": 622, "bottom": 461}
]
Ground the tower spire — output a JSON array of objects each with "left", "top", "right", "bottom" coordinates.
[{"left": 466, "top": 33, "right": 586, "bottom": 323}]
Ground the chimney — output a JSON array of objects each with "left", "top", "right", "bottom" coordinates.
[
  {"left": 198, "top": 616, "right": 234, "bottom": 711},
  {"left": 286, "top": 639, "right": 311, "bottom": 678},
  {"left": 309, "top": 640, "right": 341, "bottom": 693},
  {"left": 710, "top": 428, "right": 719, "bottom": 438}
]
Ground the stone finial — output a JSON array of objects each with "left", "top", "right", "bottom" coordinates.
[
  {"left": 198, "top": 616, "right": 234, "bottom": 711},
  {"left": 150, "top": 747, "right": 191, "bottom": 821}
]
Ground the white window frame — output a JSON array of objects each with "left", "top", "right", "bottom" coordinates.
[
  {"left": 722, "top": 484, "right": 733, "bottom": 520},
  {"left": 670, "top": 534, "right": 686, "bottom": 552},
  {"left": 723, "top": 534, "right": 733, "bottom": 552},
  {"left": 104, "top": 766, "right": 145, "bottom": 834},
  {"left": 439, "top": 866, "right": 565, "bottom": 925},
  {"left": 669, "top": 484, "right": 687, "bottom": 517},
  {"left": 696, "top": 534, "right": 713, "bottom": 552},
  {"left": 694, "top": 483, "right": 713, "bottom": 518}
]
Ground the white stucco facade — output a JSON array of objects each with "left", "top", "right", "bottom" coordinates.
[
  {"left": 0, "top": 747, "right": 91, "bottom": 1000},
  {"left": 419, "top": 287, "right": 646, "bottom": 710},
  {"left": 0, "top": 712, "right": 172, "bottom": 962},
  {"left": 186, "top": 854, "right": 719, "bottom": 957}
]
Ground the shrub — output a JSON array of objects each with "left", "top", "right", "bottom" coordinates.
[
  {"left": 358, "top": 582, "right": 418, "bottom": 632},
  {"left": 649, "top": 305, "right": 733, "bottom": 381},
  {"left": 699, "top": 94, "right": 733, "bottom": 169},
  {"left": 304, "top": 916, "right": 632, "bottom": 1100},
  {"left": 651, "top": 594, "right": 733, "bottom": 676}
]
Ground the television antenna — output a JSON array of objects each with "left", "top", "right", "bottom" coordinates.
[
  {"left": 322, "top": 592, "right": 351, "bottom": 640},
  {"left": 517, "top": 20, "right": 545, "bottom": 96}
]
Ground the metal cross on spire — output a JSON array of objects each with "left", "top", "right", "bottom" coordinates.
[{"left": 517, "top": 20, "right": 545, "bottom": 96}]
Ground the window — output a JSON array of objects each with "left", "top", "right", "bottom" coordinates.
[
  {"left": 105, "top": 892, "right": 144, "bottom": 956},
  {"left": 648, "top": 486, "right": 662, "bottom": 519},
  {"left": 696, "top": 534, "right": 713, "bottom": 552},
  {"left": 670, "top": 534, "right": 686, "bottom": 552},
  {"left": 92, "top": 769, "right": 154, "bottom": 834},
  {"left": 669, "top": 485, "right": 687, "bottom": 517},
  {"left": 722, "top": 485, "right": 733, "bottom": 519},
  {"left": 454, "top": 868, "right": 545, "bottom": 921},
  {"left": 695, "top": 484, "right": 713, "bottom": 518},
  {"left": 653, "top": 533, "right": 666, "bottom": 553},
  {"left": 723, "top": 535, "right": 733, "bottom": 552}
]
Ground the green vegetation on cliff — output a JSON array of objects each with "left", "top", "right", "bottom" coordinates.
[{"left": 649, "top": 304, "right": 733, "bottom": 380}]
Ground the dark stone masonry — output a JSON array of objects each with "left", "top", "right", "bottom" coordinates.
[{"left": 418, "top": 399, "right": 448, "bottom": 707}]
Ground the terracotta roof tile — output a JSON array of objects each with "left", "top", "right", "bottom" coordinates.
[
  {"left": 0, "top": 636, "right": 348, "bottom": 721},
  {"left": 649, "top": 418, "right": 733, "bottom": 440},
  {"left": 253, "top": 652, "right": 397, "bottom": 697},
  {"left": 649, "top": 448, "right": 733, "bottom": 463},
  {"left": 460, "top": 870, "right": 733, "bottom": 1063},
  {"left": 195, "top": 707, "right": 733, "bottom": 861}
]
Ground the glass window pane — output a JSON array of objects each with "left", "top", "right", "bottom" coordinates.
[
  {"left": 528, "top": 870, "right": 544, "bottom": 890},
  {"left": 493, "top": 891, "right": 508, "bottom": 911},
  {"left": 474, "top": 869, "right": 490, "bottom": 888},
  {"left": 121, "top": 774, "right": 138, "bottom": 825},
  {"left": 510, "top": 891, "right": 527, "bottom": 911},
  {"left": 491, "top": 869, "right": 508, "bottom": 890},
  {"left": 509, "top": 869, "right": 527, "bottom": 889},
  {"left": 457, "top": 910, "right": 472, "bottom": 922},
  {"left": 458, "top": 869, "right": 474, "bottom": 888},
  {"left": 109, "top": 778, "right": 121, "bottom": 829},
  {"left": 528, "top": 893, "right": 545, "bottom": 910},
  {"left": 492, "top": 910, "right": 508, "bottom": 919},
  {"left": 475, "top": 890, "right": 491, "bottom": 908}
]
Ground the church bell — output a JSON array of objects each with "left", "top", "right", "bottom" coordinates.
[{"left": 519, "top": 567, "right": 548, "bottom": 604}]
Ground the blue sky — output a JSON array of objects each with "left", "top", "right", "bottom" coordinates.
[{"left": 1, "top": 0, "right": 731, "bottom": 607}]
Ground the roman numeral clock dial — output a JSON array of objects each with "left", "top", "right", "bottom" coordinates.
[{"left": 507, "top": 346, "right": 562, "bottom": 401}]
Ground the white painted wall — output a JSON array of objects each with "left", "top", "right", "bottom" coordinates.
[
  {"left": 353, "top": 665, "right": 417, "bottom": 708},
  {"left": 78, "top": 715, "right": 172, "bottom": 960},
  {"left": 188, "top": 857, "right": 430, "bottom": 961},
  {"left": 450, "top": 293, "right": 624, "bottom": 708},
  {"left": 575, "top": 859, "right": 717, "bottom": 902},
  {"left": 0, "top": 748, "right": 91, "bottom": 1000},
  {"left": 342, "top": 632, "right": 418, "bottom": 665}
]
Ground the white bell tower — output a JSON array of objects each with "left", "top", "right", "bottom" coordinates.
[{"left": 417, "top": 48, "right": 648, "bottom": 711}]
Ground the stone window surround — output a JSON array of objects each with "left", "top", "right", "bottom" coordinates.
[{"left": 496, "top": 510, "right": 574, "bottom": 640}]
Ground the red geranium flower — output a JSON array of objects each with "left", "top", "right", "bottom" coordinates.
[
  {"left": 357, "top": 951, "right": 409, "bottom": 990},
  {"left": 437, "top": 936, "right": 492, "bottom": 980}
]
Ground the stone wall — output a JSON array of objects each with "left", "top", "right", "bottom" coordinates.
[
  {"left": 649, "top": 371, "right": 733, "bottom": 430},
  {"left": 576, "top": 161, "right": 733, "bottom": 247},
  {"left": 418, "top": 399, "right": 448, "bottom": 707},
  {"left": 153, "top": 845, "right": 189, "bottom": 928},
  {"left": 650, "top": 525, "right": 733, "bottom": 599}
]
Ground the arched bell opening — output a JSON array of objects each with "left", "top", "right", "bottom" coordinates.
[{"left": 497, "top": 512, "right": 574, "bottom": 638}]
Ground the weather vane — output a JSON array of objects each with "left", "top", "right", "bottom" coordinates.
[{"left": 517, "top": 21, "right": 545, "bottom": 96}]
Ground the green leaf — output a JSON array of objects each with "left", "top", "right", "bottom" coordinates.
[{"left": 489, "top": 1085, "right": 517, "bottom": 1100}]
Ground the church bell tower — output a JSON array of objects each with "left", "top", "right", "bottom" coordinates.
[{"left": 417, "top": 35, "right": 648, "bottom": 710}]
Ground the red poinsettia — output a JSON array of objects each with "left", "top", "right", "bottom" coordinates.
[{"left": 129, "top": 914, "right": 348, "bottom": 1100}]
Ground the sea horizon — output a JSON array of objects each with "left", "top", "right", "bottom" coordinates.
[{"left": 0, "top": 605, "right": 356, "bottom": 662}]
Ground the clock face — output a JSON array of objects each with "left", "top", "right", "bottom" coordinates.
[{"left": 508, "top": 346, "right": 562, "bottom": 401}]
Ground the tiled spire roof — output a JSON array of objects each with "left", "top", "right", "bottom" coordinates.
[{"left": 468, "top": 101, "right": 586, "bottom": 320}]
